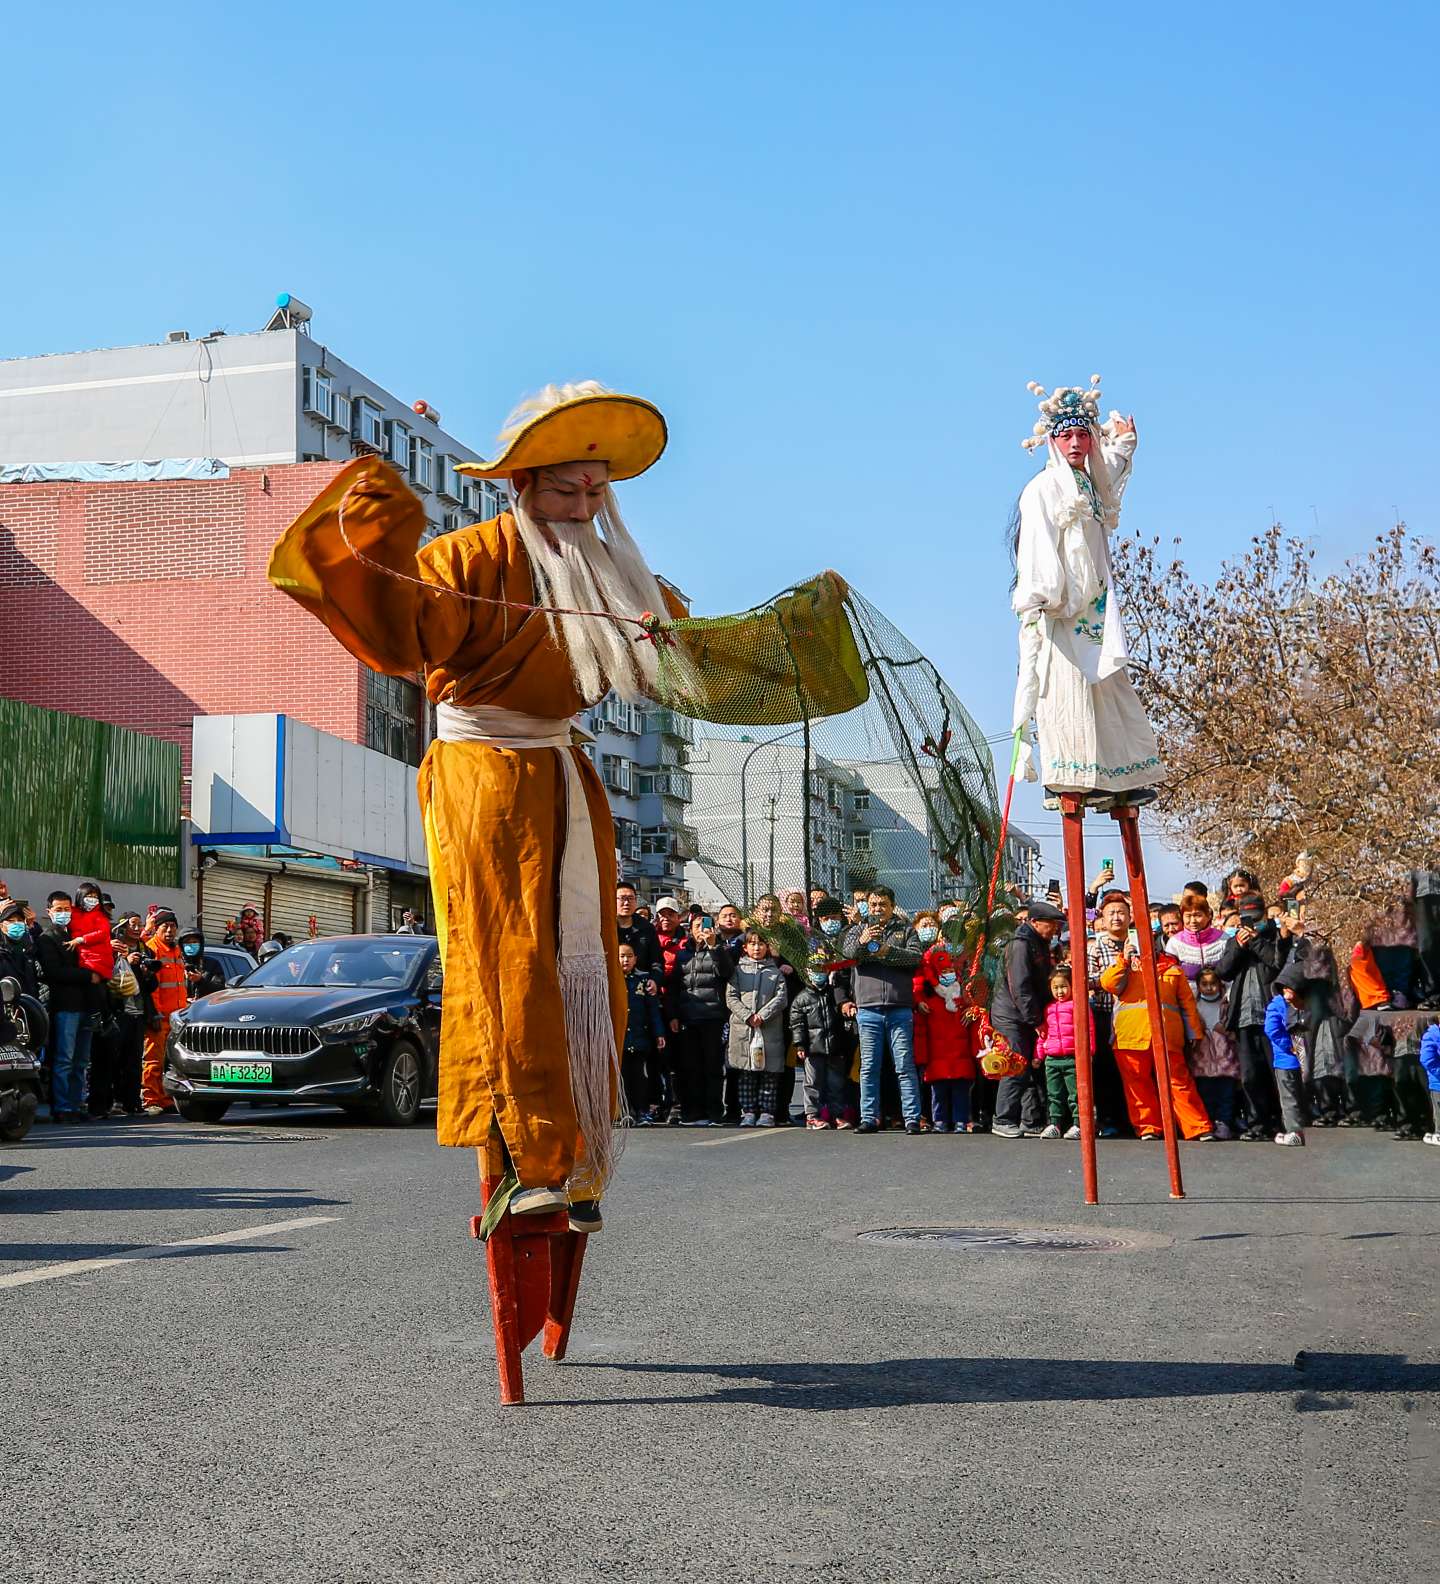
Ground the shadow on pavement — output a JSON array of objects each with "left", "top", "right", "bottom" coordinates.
[
  {"left": 555, "top": 1351, "right": 1440, "bottom": 1410},
  {"left": 2, "top": 1186, "right": 346, "bottom": 1214}
]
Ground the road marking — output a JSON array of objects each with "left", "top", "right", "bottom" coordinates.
[
  {"left": 696, "top": 1127, "right": 793, "bottom": 1147},
  {"left": 0, "top": 1215, "right": 339, "bottom": 1290}
]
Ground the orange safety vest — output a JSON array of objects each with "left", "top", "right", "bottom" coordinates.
[{"left": 149, "top": 939, "right": 189, "bottom": 1015}]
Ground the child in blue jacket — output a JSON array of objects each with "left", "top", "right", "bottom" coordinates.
[
  {"left": 1265, "top": 961, "right": 1308, "bottom": 1146},
  {"left": 1420, "top": 1021, "right": 1440, "bottom": 1146}
]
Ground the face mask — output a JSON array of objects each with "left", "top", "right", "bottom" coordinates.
[
  {"left": 182, "top": 942, "right": 201, "bottom": 958},
  {"left": 80, "top": 896, "right": 99, "bottom": 911},
  {"left": 807, "top": 971, "right": 828, "bottom": 987},
  {"left": 918, "top": 926, "right": 938, "bottom": 944},
  {"left": 1224, "top": 927, "right": 1238, "bottom": 938},
  {"left": 3, "top": 922, "right": 25, "bottom": 940},
  {"left": 820, "top": 918, "right": 842, "bottom": 937},
  {"left": 938, "top": 971, "right": 958, "bottom": 986},
  {"left": 1198, "top": 988, "right": 1220, "bottom": 1002},
  {"left": 855, "top": 901, "right": 869, "bottom": 919},
  {"left": 51, "top": 911, "right": 71, "bottom": 928},
  {"left": 938, "top": 908, "right": 957, "bottom": 923}
]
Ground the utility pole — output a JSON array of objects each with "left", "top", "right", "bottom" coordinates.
[{"left": 767, "top": 796, "right": 777, "bottom": 898}]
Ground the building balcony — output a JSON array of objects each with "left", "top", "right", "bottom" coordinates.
[{"left": 648, "top": 707, "right": 695, "bottom": 744}]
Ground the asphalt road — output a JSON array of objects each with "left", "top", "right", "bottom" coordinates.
[{"left": 3, "top": 1110, "right": 1437, "bottom": 1583}]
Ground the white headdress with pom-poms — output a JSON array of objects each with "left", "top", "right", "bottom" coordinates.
[{"left": 1022, "top": 374, "right": 1107, "bottom": 451}]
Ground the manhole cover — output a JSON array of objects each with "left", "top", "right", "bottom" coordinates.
[
  {"left": 858, "top": 1226, "right": 1132, "bottom": 1252},
  {"left": 210, "top": 1129, "right": 332, "bottom": 1144}
]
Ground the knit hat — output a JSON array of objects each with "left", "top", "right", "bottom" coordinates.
[
  {"left": 151, "top": 908, "right": 179, "bottom": 927},
  {"left": 0, "top": 900, "right": 24, "bottom": 924}
]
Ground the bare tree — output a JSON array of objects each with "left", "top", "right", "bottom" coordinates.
[{"left": 1111, "top": 520, "right": 1440, "bottom": 942}]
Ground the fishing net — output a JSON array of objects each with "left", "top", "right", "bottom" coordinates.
[{"left": 652, "top": 571, "right": 1014, "bottom": 974}]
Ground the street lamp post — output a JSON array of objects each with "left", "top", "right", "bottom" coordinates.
[{"left": 738, "top": 724, "right": 804, "bottom": 910}]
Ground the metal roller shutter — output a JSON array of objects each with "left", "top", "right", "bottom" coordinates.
[
  {"left": 270, "top": 870, "right": 361, "bottom": 940},
  {"left": 199, "top": 864, "right": 264, "bottom": 940},
  {"left": 367, "top": 869, "right": 391, "bottom": 934}
]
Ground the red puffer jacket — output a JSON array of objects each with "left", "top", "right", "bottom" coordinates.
[
  {"left": 912, "top": 948, "right": 977, "bottom": 1081},
  {"left": 69, "top": 903, "right": 115, "bottom": 978},
  {"left": 1039, "top": 993, "right": 1096, "bottom": 1059}
]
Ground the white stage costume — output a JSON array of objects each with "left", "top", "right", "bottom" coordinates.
[{"left": 1010, "top": 377, "right": 1162, "bottom": 796}]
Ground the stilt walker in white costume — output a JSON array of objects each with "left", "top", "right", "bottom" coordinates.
[
  {"left": 1007, "top": 375, "right": 1184, "bottom": 1205},
  {"left": 1011, "top": 374, "right": 1161, "bottom": 801}
]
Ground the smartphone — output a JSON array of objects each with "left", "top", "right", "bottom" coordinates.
[{"left": 701, "top": 914, "right": 714, "bottom": 930}]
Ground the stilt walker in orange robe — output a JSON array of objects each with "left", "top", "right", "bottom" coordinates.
[
  {"left": 1009, "top": 375, "right": 1184, "bottom": 1202},
  {"left": 268, "top": 382, "right": 691, "bottom": 1401}
]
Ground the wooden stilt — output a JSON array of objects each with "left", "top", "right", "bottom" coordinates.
[
  {"left": 1112, "top": 804, "right": 1185, "bottom": 1200},
  {"left": 1059, "top": 796, "right": 1099, "bottom": 1205},
  {"left": 470, "top": 1134, "right": 580, "bottom": 1405},
  {"left": 542, "top": 1229, "right": 589, "bottom": 1361}
]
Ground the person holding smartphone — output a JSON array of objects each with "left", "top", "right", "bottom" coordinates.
[{"left": 673, "top": 911, "right": 736, "bottom": 1126}]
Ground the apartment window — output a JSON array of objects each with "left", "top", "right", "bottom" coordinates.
[
  {"left": 386, "top": 418, "right": 412, "bottom": 469},
  {"left": 640, "top": 828, "right": 669, "bottom": 856},
  {"left": 601, "top": 754, "right": 633, "bottom": 794},
  {"left": 442, "top": 510, "right": 460, "bottom": 534},
  {"left": 302, "top": 366, "right": 333, "bottom": 422},
  {"left": 409, "top": 434, "right": 434, "bottom": 491},
  {"left": 481, "top": 480, "right": 507, "bottom": 518},
  {"left": 366, "top": 671, "right": 422, "bottom": 766},
  {"left": 851, "top": 831, "right": 872, "bottom": 854},
  {"left": 437, "top": 455, "right": 462, "bottom": 501},
  {"left": 352, "top": 397, "right": 384, "bottom": 451},
  {"left": 331, "top": 390, "right": 352, "bottom": 434},
  {"left": 614, "top": 818, "right": 641, "bottom": 862},
  {"left": 852, "top": 790, "right": 870, "bottom": 814}
]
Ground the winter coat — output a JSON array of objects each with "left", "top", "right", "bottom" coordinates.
[
  {"left": 1190, "top": 990, "right": 1240, "bottom": 1078},
  {"left": 1216, "top": 926, "right": 1288, "bottom": 1030},
  {"left": 674, "top": 939, "right": 735, "bottom": 1023},
  {"left": 1419, "top": 1024, "right": 1440, "bottom": 1094},
  {"left": 0, "top": 934, "right": 41, "bottom": 1000},
  {"left": 1263, "top": 993, "right": 1300, "bottom": 1071},
  {"left": 616, "top": 917, "right": 664, "bottom": 978},
  {"left": 788, "top": 982, "right": 849, "bottom": 1061},
  {"left": 1039, "top": 995, "right": 1097, "bottom": 1060},
  {"left": 991, "top": 922, "right": 1053, "bottom": 1032},
  {"left": 724, "top": 957, "right": 788, "bottom": 1073},
  {"left": 1169, "top": 926, "right": 1229, "bottom": 981},
  {"left": 1099, "top": 955, "right": 1203, "bottom": 1055},
  {"left": 1348, "top": 943, "right": 1391, "bottom": 1010},
  {"left": 144, "top": 937, "right": 190, "bottom": 1018},
  {"left": 840, "top": 917, "right": 923, "bottom": 1010},
  {"left": 655, "top": 927, "right": 687, "bottom": 1021},
  {"left": 912, "top": 989, "right": 977, "bottom": 1081},
  {"left": 69, "top": 903, "right": 115, "bottom": 979},
  {"left": 622, "top": 970, "right": 666, "bottom": 1054},
  {"left": 36, "top": 921, "right": 101, "bottom": 1015}
]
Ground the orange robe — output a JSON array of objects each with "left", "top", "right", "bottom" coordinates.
[{"left": 268, "top": 456, "right": 643, "bottom": 1189}]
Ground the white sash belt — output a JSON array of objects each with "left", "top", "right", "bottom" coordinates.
[{"left": 433, "top": 699, "right": 618, "bottom": 1194}]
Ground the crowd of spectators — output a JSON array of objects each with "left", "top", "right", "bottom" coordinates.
[
  {"left": 4, "top": 862, "right": 1439, "bottom": 1148},
  {"left": 615, "top": 870, "right": 1440, "bottom": 1148}
]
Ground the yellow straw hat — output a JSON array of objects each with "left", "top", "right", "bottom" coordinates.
[{"left": 454, "top": 381, "right": 667, "bottom": 483}]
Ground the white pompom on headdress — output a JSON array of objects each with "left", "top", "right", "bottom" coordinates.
[{"left": 1021, "top": 373, "right": 1107, "bottom": 451}]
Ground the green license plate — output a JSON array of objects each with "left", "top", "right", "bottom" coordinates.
[{"left": 209, "top": 1059, "right": 273, "bottom": 1084}]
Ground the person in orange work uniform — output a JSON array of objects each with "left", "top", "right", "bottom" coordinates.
[
  {"left": 1099, "top": 942, "right": 1214, "bottom": 1141},
  {"left": 267, "top": 382, "right": 693, "bottom": 1231},
  {"left": 140, "top": 909, "right": 187, "bottom": 1116}
]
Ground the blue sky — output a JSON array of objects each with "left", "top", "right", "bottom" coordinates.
[{"left": 5, "top": 1, "right": 1435, "bottom": 895}]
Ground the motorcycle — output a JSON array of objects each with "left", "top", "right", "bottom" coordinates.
[{"left": 0, "top": 974, "right": 47, "bottom": 1142}]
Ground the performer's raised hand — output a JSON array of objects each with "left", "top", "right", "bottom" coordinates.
[{"left": 1110, "top": 413, "right": 1137, "bottom": 439}]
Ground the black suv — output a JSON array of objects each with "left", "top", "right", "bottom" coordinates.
[{"left": 164, "top": 935, "right": 442, "bottom": 1125}]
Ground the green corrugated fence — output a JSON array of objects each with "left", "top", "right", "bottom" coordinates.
[{"left": 0, "top": 699, "right": 181, "bottom": 887}]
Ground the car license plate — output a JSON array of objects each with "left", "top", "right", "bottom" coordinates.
[{"left": 209, "top": 1059, "right": 273, "bottom": 1084}]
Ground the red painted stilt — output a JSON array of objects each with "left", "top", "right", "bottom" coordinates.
[{"left": 1059, "top": 795, "right": 1099, "bottom": 1205}]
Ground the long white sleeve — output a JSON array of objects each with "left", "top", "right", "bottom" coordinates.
[{"left": 1011, "top": 480, "right": 1067, "bottom": 617}]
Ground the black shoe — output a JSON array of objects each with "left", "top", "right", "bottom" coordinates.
[
  {"left": 854, "top": 1120, "right": 879, "bottom": 1134},
  {"left": 905, "top": 1121, "right": 921, "bottom": 1135},
  {"left": 568, "top": 1200, "right": 603, "bottom": 1234}
]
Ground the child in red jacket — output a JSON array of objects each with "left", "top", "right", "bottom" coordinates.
[
  {"left": 1038, "top": 967, "right": 1095, "bottom": 1139},
  {"left": 913, "top": 945, "right": 977, "bottom": 1133}
]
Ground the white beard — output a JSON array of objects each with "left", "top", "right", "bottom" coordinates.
[{"left": 511, "top": 486, "right": 667, "bottom": 705}]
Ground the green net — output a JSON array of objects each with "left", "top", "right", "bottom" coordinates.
[{"left": 652, "top": 572, "right": 1009, "bottom": 971}]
